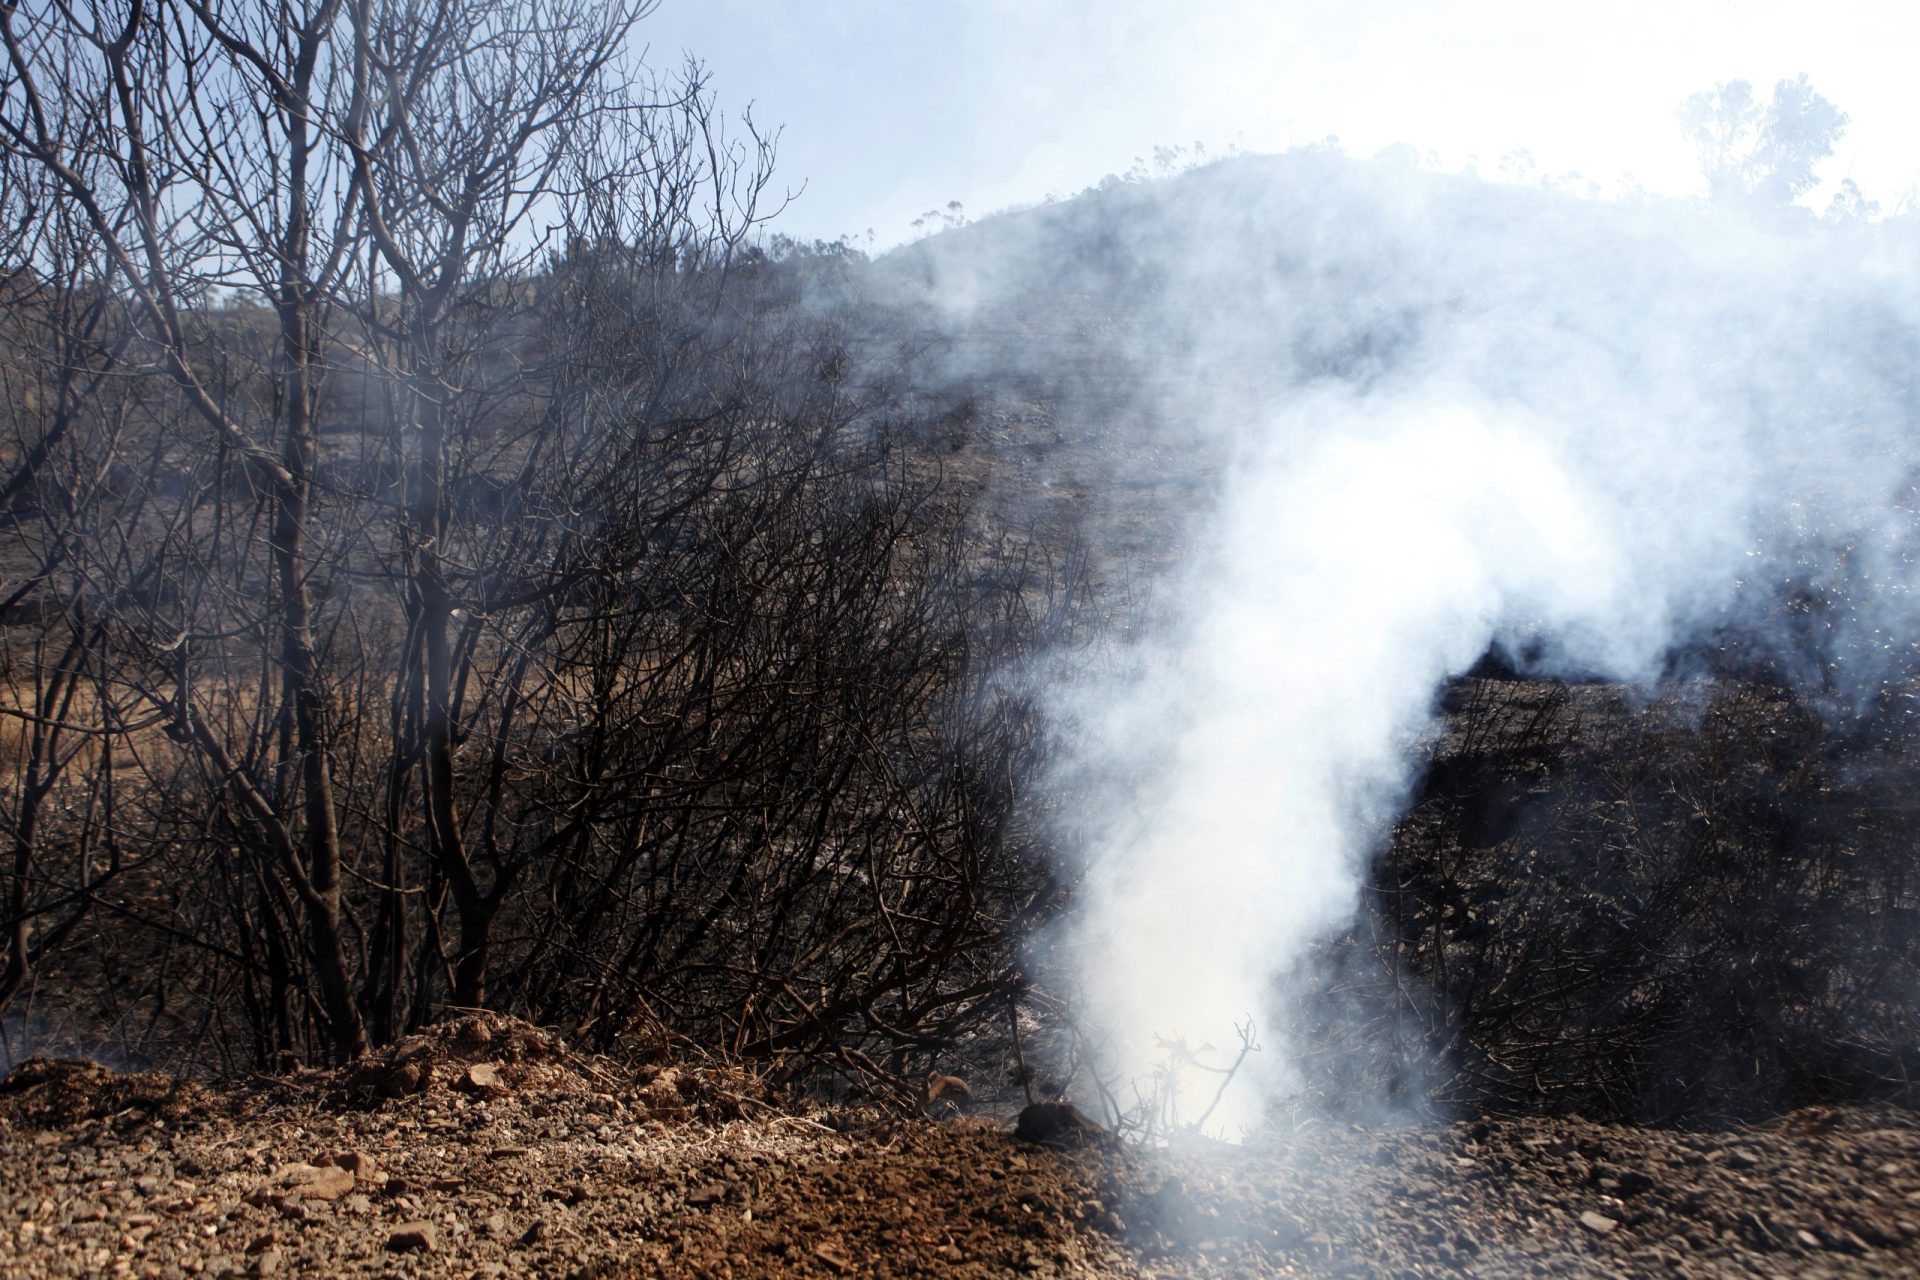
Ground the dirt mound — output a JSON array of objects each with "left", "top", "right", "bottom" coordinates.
[
  {"left": 628, "top": 1061, "right": 778, "bottom": 1124},
  {"left": 339, "top": 1010, "right": 584, "bottom": 1102},
  {"left": 326, "top": 1012, "right": 776, "bottom": 1124},
  {"left": 0, "top": 1056, "right": 216, "bottom": 1129}
]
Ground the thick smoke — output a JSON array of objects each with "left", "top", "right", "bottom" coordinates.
[{"left": 887, "top": 142, "right": 1920, "bottom": 1133}]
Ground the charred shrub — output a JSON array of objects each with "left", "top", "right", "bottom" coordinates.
[{"left": 1295, "top": 674, "right": 1920, "bottom": 1124}]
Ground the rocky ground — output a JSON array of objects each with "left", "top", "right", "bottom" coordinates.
[{"left": 1, "top": 1015, "right": 1917, "bottom": 1279}]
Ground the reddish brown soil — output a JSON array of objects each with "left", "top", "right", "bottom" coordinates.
[{"left": 1, "top": 1017, "right": 1917, "bottom": 1279}]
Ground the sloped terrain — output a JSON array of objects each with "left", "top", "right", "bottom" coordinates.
[{"left": 3, "top": 1017, "right": 1919, "bottom": 1279}]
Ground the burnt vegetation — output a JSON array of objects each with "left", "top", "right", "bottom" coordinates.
[
  {"left": 0, "top": 0, "right": 1088, "bottom": 1101},
  {"left": 0, "top": 0, "right": 1916, "bottom": 1133},
  {"left": 1296, "top": 663, "right": 1920, "bottom": 1124}
]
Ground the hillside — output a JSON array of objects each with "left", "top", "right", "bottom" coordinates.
[{"left": 848, "top": 150, "right": 1920, "bottom": 1130}]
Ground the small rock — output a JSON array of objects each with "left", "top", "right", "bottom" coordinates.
[
  {"left": 1613, "top": 1170, "right": 1657, "bottom": 1198},
  {"left": 461, "top": 1063, "right": 506, "bottom": 1096},
  {"left": 383, "top": 1061, "right": 427, "bottom": 1096},
  {"left": 253, "top": 1246, "right": 283, "bottom": 1277},
  {"left": 326, "top": 1151, "right": 379, "bottom": 1182},
  {"left": 1725, "top": 1148, "right": 1760, "bottom": 1170},
  {"left": 637, "top": 1070, "right": 687, "bottom": 1116},
  {"left": 457, "top": 1017, "right": 493, "bottom": 1044},
  {"left": 1579, "top": 1210, "right": 1619, "bottom": 1235},
  {"left": 387, "top": 1220, "right": 438, "bottom": 1253},
  {"left": 247, "top": 1163, "right": 355, "bottom": 1206},
  {"left": 517, "top": 1219, "right": 547, "bottom": 1247},
  {"left": 288, "top": 1164, "right": 355, "bottom": 1202},
  {"left": 687, "top": 1181, "right": 729, "bottom": 1207},
  {"left": 1798, "top": 1229, "right": 1824, "bottom": 1249},
  {"left": 1857, "top": 1223, "right": 1902, "bottom": 1249}
]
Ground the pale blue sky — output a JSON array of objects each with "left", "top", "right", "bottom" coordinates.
[{"left": 639, "top": 1, "right": 1920, "bottom": 245}]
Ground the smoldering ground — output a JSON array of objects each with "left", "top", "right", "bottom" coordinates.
[{"left": 869, "top": 124, "right": 1920, "bottom": 1133}]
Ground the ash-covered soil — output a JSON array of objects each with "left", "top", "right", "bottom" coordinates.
[{"left": 1, "top": 1016, "right": 1917, "bottom": 1279}]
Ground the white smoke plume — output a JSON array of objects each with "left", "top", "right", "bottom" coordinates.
[
  {"left": 1059, "top": 399, "right": 1656, "bottom": 1131},
  {"left": 887, "top": 132, "right": 1920, "bottom": 1134}
]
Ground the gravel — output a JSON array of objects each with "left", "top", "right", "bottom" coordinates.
[{"left": 3, "top": 1018, "right": 1918, "bottom": 1278}]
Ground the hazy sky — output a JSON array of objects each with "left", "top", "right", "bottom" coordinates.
[{"left": 638, "top": 0, "right": 1920, "bottom": 246}]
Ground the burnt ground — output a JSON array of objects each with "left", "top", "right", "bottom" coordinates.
[{"left": 1, "top": 1015, "right": 1917, "bottom": 1280}]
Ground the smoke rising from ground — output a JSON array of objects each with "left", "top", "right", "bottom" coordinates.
[
  {"left": 1059, "top": 401, "right": 1656, "bottom": 1130},
  {"left": 887, "top": 140, "right": 1920, "bottom": 1132}
]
